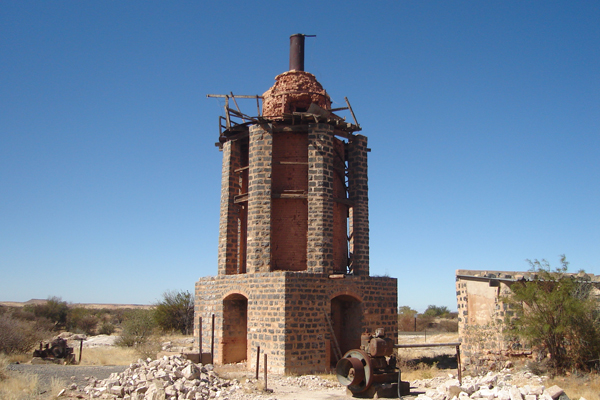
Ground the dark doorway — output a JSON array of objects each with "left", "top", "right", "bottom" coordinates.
[
  {"left": 330, "top": 295, "right": 362, "bottom": 366},
  {"left": 222, "top": 294, "right": 248, "bottom": 364}
]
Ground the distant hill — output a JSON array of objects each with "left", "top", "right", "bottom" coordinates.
[{"left": 0, "top": 299, "right": 153, "bottom": 310}]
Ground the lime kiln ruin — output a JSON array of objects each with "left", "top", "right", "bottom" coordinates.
[{"left": 195, "top": 35, "right": 398, "bottom": 374}]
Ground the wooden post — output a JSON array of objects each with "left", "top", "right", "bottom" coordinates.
[
  {"left": 263, "top": 353, "right": 268, "bottom": 391},
  {"left": 199, "top": 317, "right": 203, "bottom": 361},
  {"left": 456, "top": 345, "right": 462, "bottom": 385},
  {"left": 78, "top": 339, "right": 83, "bottom": 364},
  {"left": 211, "top": 314, "right": 215, "bottom": 364},
  {"left": 255, "top": 346, "right": 260, "bottom": 380}
]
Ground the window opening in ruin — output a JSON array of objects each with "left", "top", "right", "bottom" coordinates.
[
  {"left": 344, "top": 145, "right": 352, "bottom": 274},
  {"left": 222, "top": 294, "right": 248, "bottom": 364},
  {"left": 330, "top": 295, "right": 362, "bottom": 367},
  {"left": 333, "top": 138, "right": 350, "bottom": 274},
  {"left": 236, "top": 141, "right": 249, "bottom": 274}
]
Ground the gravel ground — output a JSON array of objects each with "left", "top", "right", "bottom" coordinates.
[{"left": 6, "top": 363, "right": 128, "bottom": 397}]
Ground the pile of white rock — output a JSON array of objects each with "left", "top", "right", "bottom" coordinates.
[
  {"left": 79, "top": 355, "right": 243, "bottom": 399},
  {"left": 411, "top": 370, "right": 575, "bottom": 400}
]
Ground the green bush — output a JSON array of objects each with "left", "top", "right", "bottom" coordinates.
[
  {"left": 153, "top": 290, "right": 194, "bottom": 335},
  {"left": 503, "top": 256, "right": 600, "bottom": 373},
  {"left": 423, "top": 305, "right": 451, "bottom": 318},
  {"left": 67, "top": 307, "right": 100, "bottom": 335},
  {"left": 116, "top": 309, "right": 156, "bottom": 347},
  {"left": 77, "top": 315, "right": 99, "bottom": 335},
  {"left": 25, "top": 296, "right": 69, "bottom": 330},
  {"left": 98, "top": 322, "right": 116, "bottom": 336}
]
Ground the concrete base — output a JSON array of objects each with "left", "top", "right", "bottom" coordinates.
[{"left": 347, "top": 381, "right": 410, "bottom": 399}]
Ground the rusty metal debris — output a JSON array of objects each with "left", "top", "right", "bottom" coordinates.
[
  {"left": 336, "top": 329, "right": 408, "bottom": 397},
  {"left": 32, "top": 337, "right": 76, "bottom": 364}
]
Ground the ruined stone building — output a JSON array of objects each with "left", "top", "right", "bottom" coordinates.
[
  {"left": 455, "top": 269, "right": 600, "bottom": 364},
  {"left": 194, "top": 35, "right": 398, "bottom": 374}
]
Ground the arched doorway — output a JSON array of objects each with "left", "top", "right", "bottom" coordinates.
[
  {"left": 330, "top": 295, "right": 362, "bottom": 366},
  {"left": 222, "top": 293, "right": 248, "bottom": 364}
]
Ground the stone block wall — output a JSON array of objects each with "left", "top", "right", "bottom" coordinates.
[
  {"left": 246, "top": 124, "right": 273, "bottom": 273},
  {"left": 348, "top": 134, "right": 369, "bottom": 276},
  {"left": 307, "top": 124, "right": 335, "bottom": 274},
  {"left": 195, "top": 272, "right": 397, "bottom": 374},
  {"left": 456, "top": 273, "right": 513, "bottom": 363},
  {"left": 218, "top": 140, "right": 242, "bottom": 276},
  {"left": 456, "top": 269, "right": 600, "bottom": 365}
]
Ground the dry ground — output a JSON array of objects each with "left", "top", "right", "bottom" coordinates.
[{"left": 2, "top": 332, "right": 598, "bottom": 400}]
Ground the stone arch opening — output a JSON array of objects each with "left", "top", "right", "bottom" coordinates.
[
  {"left": 222, "top": 293, "right": 248, "bottom": 364},
  {"left": 330, "top": 294, "right": 362, "bottom": 366}
]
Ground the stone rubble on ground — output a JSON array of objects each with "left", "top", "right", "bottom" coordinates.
[
  {"left": 59, "top": 354, "right": 343, "bottom": 400},
  {"left": 71, "top": 354, "right": 245, "bottom": 400},
  {"left": 58, "top": 354, "right": 576, "bottom": 400},
  {"left": 411, "top": 369, "right": 572, "bottom": 400}
]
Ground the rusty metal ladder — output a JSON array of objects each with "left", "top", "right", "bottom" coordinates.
[{"left": 325, "top": 312, "right": 343, "bottom": 361}]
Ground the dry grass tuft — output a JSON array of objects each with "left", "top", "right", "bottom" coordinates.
[
  {"left": 50, "top": 376, "right": 66, "bottom": 399},
  {"left": 78, "top": 346, "right": 138, "bottom": 366},
  {"left": 400, "top": 362, "right": 440, "bottom": 381},
  {"left": 547, "top": 373, "right": 600, "bottom": 400},
  {"left": 1, "top": 353, "right": 40, "bottom": 399},
  {"left": 7, "top": 354, "right": 31, "bottom": 365},
  {"left": 0, "top": 354, "right": 8, "bottom": 381},
  {"left": 0, "top": 366, "right": 39, "bottom": 400}
]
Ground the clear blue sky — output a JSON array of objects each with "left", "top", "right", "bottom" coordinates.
[{"left": 1, "top": 1, "right": 598, "bottom": 312}]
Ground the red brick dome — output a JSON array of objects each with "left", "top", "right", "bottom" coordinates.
[{"left": 262, "top": 71, "right": 331, "bottom": 118}]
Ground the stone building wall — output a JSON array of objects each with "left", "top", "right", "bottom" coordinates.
[
  {"left": 195, "top": 272, "right": 397, "bottom": 374},
  {"left": 456, "top": 269, "right": 600, "bottom": 366},
  {"left": 456, "top": 272, "right": 514, "bottom": 364}
]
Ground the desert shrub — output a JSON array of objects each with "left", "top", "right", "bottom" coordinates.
[
  {"left": 134, "top": 337, "right": 162, "bottom": 360},
  {"left": 439, "top": 319, "right": 458, "bottom": 332},
  {"left": 77, "top": 315, "right": 99, "bottom": 335},
  {"left": 415, "top": 315, "right": 435, "bottom": 331},
  {"left": 0, "top": 315, "right": 47, "bottom": 354},
  {"left": 67, "top": 307, "right": 99, "bottom": 335},
  {"left": 10, "top": 307, "right": 36, "bottom": 322},
  {"left": 154, "top": 290, "right": 194, "bottom": 335},
  {"left": 398, "top": 306, "right": 418, "bottom": 331},
  {"left": 503, "top": 256, "right": 600, "bottom": 373},
  {"left": 66, "top": 307, "right": 88, "bottom": 331},
  {"left": 98, "top": 322, "right": 116, "bottom": 336},
  {"left": 423, "top": 305, "right": 451, "bottom": 318},
  {"left": 110, "top": 309, "right": 129, "bottom": 325},
  {"left": 399, "top": 314, "right": 417, "bottom": 331},
  {"left": 116, "top": 309, "right": 156, "bottom": 347},
  {"left": 25, "top": 296, "right": 69, "bottom": 329}
]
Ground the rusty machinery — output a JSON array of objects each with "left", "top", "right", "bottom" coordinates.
[
  {"left": 336, "top": 329, "right": 462, "bottom": 398},
  {"left": 33, "top": 337, "right": 76, "bottom": 364},
  {"left": 336, "top": 328, "right": 409, "bottom": 398}
]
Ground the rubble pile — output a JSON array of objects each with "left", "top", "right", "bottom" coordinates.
[
  {"left": 77, "top": 355, "right": 243, "bottom": 399},
  {"left": 411, "top": 370, "right": 573, "bottom": 400}
]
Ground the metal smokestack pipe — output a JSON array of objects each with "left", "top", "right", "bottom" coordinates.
[
  {"left": 289, "top": 34, "right": 305, "bottom": 71},
  {"left": 289, "top": 34, "right": 315, "bottom": 71}
]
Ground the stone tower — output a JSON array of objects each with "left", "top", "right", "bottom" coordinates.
[{"left": 195, "top": 35, "right": 398, "bottom": 374}]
